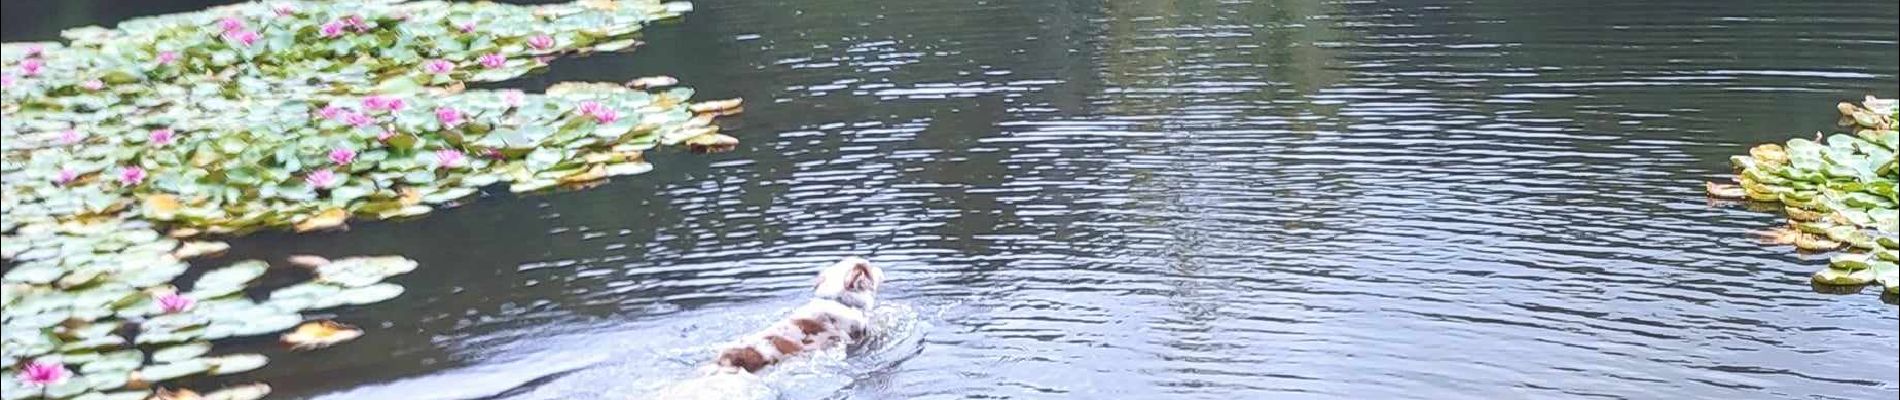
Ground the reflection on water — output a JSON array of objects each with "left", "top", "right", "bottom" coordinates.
[{"left": 5, "top": 0, "right": 1897, "bottom": 398}]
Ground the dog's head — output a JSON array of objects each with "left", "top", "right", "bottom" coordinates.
[{"left": 813, "top": 256, "right": 883, "bottom": 309}]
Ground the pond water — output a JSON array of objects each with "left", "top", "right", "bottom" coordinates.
[{"left": 6, "top": 0, "right": 1899, "bottom": 398}]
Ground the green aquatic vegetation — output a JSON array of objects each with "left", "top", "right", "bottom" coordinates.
[
  {"left": 1709, "top": 97, "right": 1900, "bottom": 298},
  {"left": 2, "top": 0, "right": 739, "bottom": 397}
]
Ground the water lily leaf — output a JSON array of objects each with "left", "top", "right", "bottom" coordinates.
[
  {"left": 170, "top": 241, "right": 230, "bottom": 259},
  {"left": 4, "top": 263, "right": 65, "bottom": 284},
  {"left": 224, "top": 313, "right": 303, "bottom": 337},
  {"left": 139, "top": 359, "right": 211, "bottom": 381},
  {"left": 191, "top": 259, "right": 269, "bottom": 297},
  {"left": 315, "top": 256, "right": 417, "bottom": 287},
  {"left": 264, "top": 282, "right": 344, "bottom": 312},
  {"left": 151, "top": 342, "right": 212, "bottom": 363},
  {"left": 120, "top": 259, "right": 190, "bottom": 288},
  {"left": 80, "top": 349, "right": 145, "bottom": 374},
  {"left": 44, "top": 378, "right": 93, "bottom": 398},
  {"left": 205, "top": 353, "right": 268, "bottom": 375},
  {"left": 339, "top": 283, "right": 405, "bottom": 305},
  {"left": 1814, "top": 267, "right": 1875, "bottom": 286},
  {"left": 141, "top": 194, "right": 183, "bottom": 220},
  {"left": 202, "top": 383, "right": 271, "bottom": 400},
  {"left": 687, "top": 98, "right": 743, "bottom": 113},
  {"left": 74, "top": 390, "right": 151, "bottom": 400},
  {"left": 85, "top": 369, "right": 130, "bottom": 390},
  {"left": 59, "top": 334, "right": 127, "bottom": 351}
]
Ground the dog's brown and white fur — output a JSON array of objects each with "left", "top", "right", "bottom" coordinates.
[{"left": 710, "top": 256, "right": 885, "bottom": 374}]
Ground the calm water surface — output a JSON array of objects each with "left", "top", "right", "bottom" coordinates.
[{"left": 6, "top": 0, "right": 1898, "bottom": 398}]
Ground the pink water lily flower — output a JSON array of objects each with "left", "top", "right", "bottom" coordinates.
[
  {"left": 319, "top": 105, "right": 345, "bottom": 120},
  {"left": 435, "top": 149, "right": 466, "bottom": 168},
  {"left": 118, "top": 166, "right": 146, "bottom": 186},
  {"left": 24, "top": 45, "right": 44, "bottom": 57},
  {"left": 591, "top": 107, "right": 619, "bottom": 124},
  {"left": 58, "top": 130, "right": 82, "bottom": 145},
  {"left": 329, "top": 148, "right": 357, "bottom": 165},
  {"left": 80, "top": 79, "right": 105, "bottom": 91},
  {"left": 217, "top": 16, "right": 246, "bottom": 32},
  {"left": 157, "top": 51, "right": 179, "bottom": 65},
  {"left": 376, "top": 130, "right": 396, "bottom": 142},
  {"left": 500, "top": 90, "right": 525, "bottom": 107},
  {"left": 319, "top": 21, "right": 346, "bottom": 38},
  {"left": 458, "top": 23, "right": 477, "bottom": 33},
  {"left": 21, "top": 59, "right": 45, "bottom": 76},
  {"left": 342, "top": 112, "right": 373, "bottom": 127},
  {"left": 149, "top": 129, "right": 176, "bottom": 146},
  {"left": 305, "top": 169, "right": 340, "bottom": 189},
  {"left": 575, "top": 101, "right": 620, "bottom": 123},
  {"left": 273, "top": 4, "right": 297, "bottom": 16},
  {"left": 528, "top": 35, "right": 555, "bottom": 50},
  {"left": 224, "top": 30, "right": 260, "bottom": 47},
  {"left": 1, "top": 75, "right": 15, "bottom": 88},
  {"left": 434, "top": 106, "right": 463, "bottom": 127},
  {"left": 15, "top": 361, "right": 70, "bottom": 387},
  {"left": 343, "top": 15, "right": 369, "bottom": 31},
  {"left": 576, "top": 101, "right": 607, "bottom": 116},
  {"left": 424, "top": 59, "right": 455, "bottom": 75},
  {"left": 156, "top": 292, "right": 195, "bottom": 313},
  {"left": 479, "top": 53, "right": 506, "bottom": 69},
  {"left": 55, "top": 168, "right": 78, "bottom": 185},
  {"left": 362, "top": 95, "right": 405, "bottom": 112}
]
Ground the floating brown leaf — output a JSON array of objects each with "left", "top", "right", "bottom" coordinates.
[
  {"left": 625, "top": 76, "right": 679, "bottom": 89},
  {"left": 688, "top": 98, "right": 744, "bottom": 113},
  {"left": 293, "top": 209, "right": 349, "bottom": 232},
  {"left": 1704, "top": 181, "right": 1745, "bottom": 200},
  {"left": 286, "top": 255, "right": 332, "bottom": 269},
  {"left": 281, "top": 320, "right": 363, "bottom": 350}
]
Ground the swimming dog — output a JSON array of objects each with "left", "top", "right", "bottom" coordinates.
[
  {"left": 713, "top": 256, "right": 884, "bottom": 373},
  {"left": 648, "top": 257, "right": 884, "bottom": 399}
]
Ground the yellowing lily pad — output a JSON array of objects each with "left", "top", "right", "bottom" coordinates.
[
  {"left": 293, "top": 209, "right": 349, "bottom": 232},
  {"left": 280, "top": 320, "right": 363, "bottom": 350}
]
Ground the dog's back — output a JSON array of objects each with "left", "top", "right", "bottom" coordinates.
[{"left": 648, "top": 257, "right": 884, "bottom": 398}]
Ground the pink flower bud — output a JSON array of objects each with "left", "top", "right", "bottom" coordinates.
[{"left": 157, "top": 51, "right": 179, "bottom": 65}]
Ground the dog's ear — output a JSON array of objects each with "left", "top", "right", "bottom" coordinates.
[{"left": 845, "top": 261, "right": 876, "bottom": 291}]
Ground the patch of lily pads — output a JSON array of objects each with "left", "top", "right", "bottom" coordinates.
[
  {"left": 1707, "top": 96, "right": 1900, "bottom": 300},
  {"left": 3, "top": 0, "right": 741, "bottom": 398}
]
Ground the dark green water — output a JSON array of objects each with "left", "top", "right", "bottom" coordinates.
[{"left": 6, "top": 0, "right": 1897, "bottom": 398}]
